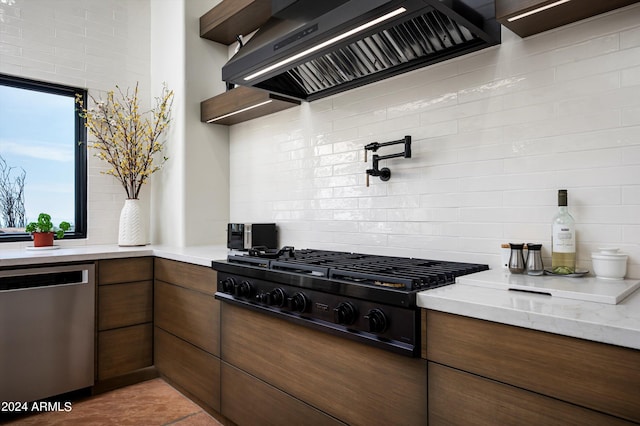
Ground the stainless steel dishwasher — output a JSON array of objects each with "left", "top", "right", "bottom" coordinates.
[{"left": 0, "top": 263, "right": 95, "bottom": 402}]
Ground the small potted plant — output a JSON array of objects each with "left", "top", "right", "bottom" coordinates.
[{"left": 25, "top": 213, "right": 71, "bottom": 247}]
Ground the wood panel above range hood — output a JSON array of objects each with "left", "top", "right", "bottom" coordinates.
[
  {"left": 496, "top": 0, "right": 640, "bottom": 38},
  {"left": 200, "top": 0, "right": 270, "bottom": 44},
  {"left": 200, "top": 86, "right": 300, "bottom": 126}
]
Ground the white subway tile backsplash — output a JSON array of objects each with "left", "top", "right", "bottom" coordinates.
[
  {"left": 622, "top": 66, "right": 640, "bottom": 87},
  {"left": 223, "top": 4, "right": 640, "bottom": 273},
  {"left": 333, "top": 232, "right": 388, "bottom": 246},
  {"left": 0, "top": 43, "right": 20, "bottom": 56},
  {"left": 504, "top": 110, "right": 621, "bottom": 142},
  {"left": 504, "top": 149, "right": 622, "bottom": 174},
  {"left": 387, "top": 91, "right": 458, "bottom": 120},
  {"left": 623, "top": 225, "right": 640, "bottom": 243},
  {"left": 622, "top": 186, "right": 640, "bottom": 204},
  {"left": 577, "top": 205, "right": 640, "bottom": 224},
  {"left": 312, "top": 221, "right": 358, "bottom": 233},
  {"left": 549, "top": 34, "right": 620, "bottom": 65},
  {"left": 622, "top": 107, "right": 640, "bottom": 126},
  {"left": 577, "top": 224, "right": 623, "bottom": 243},
  {"left": 0, "top": 18, "right": 21, "bottom": 36},
  {"left": 20, "top": 23, "right": 55, "bottom": 43},
  {"left": 421, "top": 191, "right": 503, "bottom": 208},
  {"left": 621, "top": 26, "right": 640, "bottom": 49},
  {"left": 333, "top": 209, "right": 387, "bottom": 221},
  {"left": 360, "top": 221, "right": 422, "bottom": 235},
  {"left": 333, "top": 109, "right": 386, "bottom": 131},
  {"left": 358, "top": 195, "right": 420, "bottom": 209},
  {"left": 557, "top": 46, "right": 640, "bottom": 82}
]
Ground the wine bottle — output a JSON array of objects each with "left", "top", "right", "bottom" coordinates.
[{"left": 551, "top": 189, "right": 576, "bottom": 274}]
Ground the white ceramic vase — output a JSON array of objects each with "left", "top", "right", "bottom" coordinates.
[{"left": 118, "top": 198, "right": 146, "bottom": 246}]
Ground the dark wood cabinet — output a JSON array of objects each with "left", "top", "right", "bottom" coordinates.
[
  {"left": 200, "top": 86, "right": 300, "bottom": 126},
  {"left": 200, "top": 0, "right": 271, "bottom": 44},
  {"left": 98, "top": 281, "right": 152, "bottom": 330},
  {"left": 98, "top": 257, "right": 154, "bottom": 285},
  {"left": 424, "top": 309, "right": 640, "bottom": 424},
  {"left": 429, "top": 363, "right": 634, "bottom": 426},
  {"left": 98, "top": 324, "right": 153, "bottom": 381},
  {"left": 153, "top": 258, "right": 221, "bottom": 414},
  {"left": 496, "top": 0, "right": 639, "bottom": 38},
  {"left": 95, "top": 257, "right": 155, "bottom": 391},
  {"left": 154, "top": 257, "right": 216, "bottom": 295},
  {"left": 155, "top": 328, "right": 221, "bottom": 412},
  {"left": 154, "top": 280, "right": 219, "bottom": 355},
  {"left": 221, "top": 303, "right": 427, "bottom": 425},
  {"left": 221, "top": 361, "right": 344, "bottom": 426}
]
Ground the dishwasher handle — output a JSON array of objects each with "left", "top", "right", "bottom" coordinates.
[{"left": 0, "top": 265, "right": 91, "bottom": 292}]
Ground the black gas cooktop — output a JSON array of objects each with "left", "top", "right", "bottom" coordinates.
[
  {"left": 212, "top": 248, "right": 489, "bottom": 356},
  {"left": 213, "top": 248, "right": 488, "bottom": 308}
]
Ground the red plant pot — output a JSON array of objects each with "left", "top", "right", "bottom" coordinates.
[{"left": 33, "top": 232, "right": 55, "bottom": 247}]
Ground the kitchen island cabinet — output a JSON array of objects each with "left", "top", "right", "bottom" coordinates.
[
  {"left": 423, "top": 309, "right": 640, "bottom": 425},
  {"left": 95, "top": 257, "right": 155, "bottom": 392},
  {"left": 153, "top": 258, "right": 222, "bottom": 416}
]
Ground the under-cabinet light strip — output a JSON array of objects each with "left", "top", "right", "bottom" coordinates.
[
  {"left": 206, "top": 99, "right": 273, "bottom": 123},
  {"left": 507, "top": 0, "right": 571, "bottom": 22},
  {"left": 244, "top": 7, "right": 407, "bottom": 81}
]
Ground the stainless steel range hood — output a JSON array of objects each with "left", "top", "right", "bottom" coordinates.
[{"left": 222, "top": 0, "right": 500, "bottom": 101}]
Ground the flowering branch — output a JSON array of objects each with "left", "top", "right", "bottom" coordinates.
[{"left": 76, "top": 82, "right": 174, "bottom": 199}]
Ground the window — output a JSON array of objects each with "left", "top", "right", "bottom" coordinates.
[{"left": 0, "top": 74, "right": 87, "bottom": 242}]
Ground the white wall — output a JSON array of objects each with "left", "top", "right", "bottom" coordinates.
[
  {"left": 0, "top": 0, "right": 152, "bottom": 246},
  {"left": 229, "top": 4, "right": 640, "bottom": 277},
  {"left": 149, "top": 0, "right": 186, "bottom": 247},
  {"left": 1, "top": 0, "right": 230, "bottom": 248},
  {"left": 183, "top": 0, "right": 229, "bottom": 246},
  {"left": 149, "top": 0, "right": 229, "bottom": 247}
]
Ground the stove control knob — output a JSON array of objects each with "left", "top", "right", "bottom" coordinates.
[
  {"left": 289, "top": 292, "right": 309, "bottom": 313},
  {"left": 236, "top": 280, "right": 254, "bottom": 298},
  {"left": 334, "top": 302, "right": 358, "bottom": 325},
  {"left": 221, "top": 277, "right": 236, "bottom": 294},
  {"left": 364, "top": 309, "right": 388, "bottom": 333},
  {"left": 270, "top": 288, "right": 287, "bottom": 307},
  {"left": 257, "top": 292, "right": 271, "bottom": 304}
]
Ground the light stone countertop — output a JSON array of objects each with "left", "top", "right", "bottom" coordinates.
[
  {"left": 4, "top": 245, "right": 638, "bottom": 351},
  {"left": 0, "top": 244, "right": 230, "bottom": 268},
  {"left": 417, "top": 269, "right": 640, "bottom": 351}
]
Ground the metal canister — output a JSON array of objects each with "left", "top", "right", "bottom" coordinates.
[
  {"left": 526, "top": 244, "right": 544, "bottom": 275},
  {"left": 509, "top": 243, "right": 526, "bottom": 274}
]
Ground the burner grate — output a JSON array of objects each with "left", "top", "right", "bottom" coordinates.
[{"left": 228, "top": 249, "right": 488, "bottom": 290}]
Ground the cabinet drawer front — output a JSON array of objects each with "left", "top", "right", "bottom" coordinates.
[
  {"left": 428, "top": 363, "right": 634, "bottom": 426},
  {"left": 155, "top": 327, "right": 220, "bottom": 412},
  {"left": 222, "top": 362, "right": 346, "bottom": 426},
  {"left": 221, "top": 304, "right": 427, "bottom": 426},
  {"left": 98, "top": 257, "right": 153, "bottom": 285},
  {"left": 425, "top": 310, "right": 640, "bottom": 423},
  {"left": 155, "top": 258, "right": 216, "bottom": 295},
  {"left": 98, "top": 323, "right": 153, "bottom": 381},
  {"left": 98, "top": 281, "right": 153, "bottom": 330},
  {"left": 154, "top": 281, "right": 220, "bottom": 356}
]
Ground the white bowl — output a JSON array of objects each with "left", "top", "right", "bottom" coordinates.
[{"left": 591, "top": 248, "right": 627, "bottom": 280}]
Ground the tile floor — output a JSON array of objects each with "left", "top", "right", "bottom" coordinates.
[{"left": 1, "top": 379, "right": 223, "bottom": 425}]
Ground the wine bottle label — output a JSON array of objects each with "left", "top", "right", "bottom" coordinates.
[{"left": 552, "top": 224, "right": 575, "bottom": 253}]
